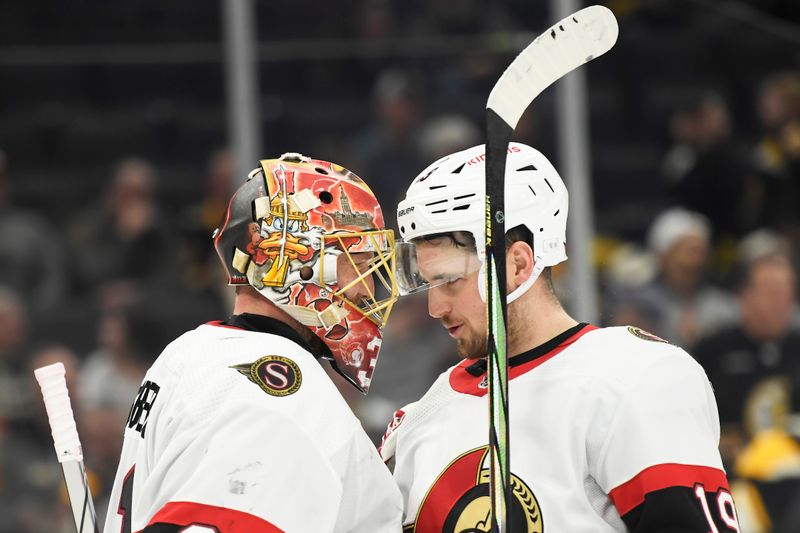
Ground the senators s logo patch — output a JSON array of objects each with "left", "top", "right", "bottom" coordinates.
[{"left": 231, "top": 355, "right": 302, "bottom": 397}]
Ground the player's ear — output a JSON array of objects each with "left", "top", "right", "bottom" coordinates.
[{"left": 506, "top": 240, "right": 534, "bottom": 291}]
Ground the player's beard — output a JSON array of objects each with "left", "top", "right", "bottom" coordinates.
[
  {"left": 455, "top": 326, "right": 488, "bottom": 360},
  {"left": 456, "top": 302, "right": 527, "bottom": 359},
  {"left": 456, "top": 298, "right": 525, "bottom": 360}
]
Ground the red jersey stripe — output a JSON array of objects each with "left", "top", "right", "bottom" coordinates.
[
  {"left": 449, "top": 324, "right": 598, "bottom": 396},
  {"left": 142, "top": 501, "right": 285, "bottom": 532},
  {"left": 609, "top": 463, "right": 731, "bottom": 517}
]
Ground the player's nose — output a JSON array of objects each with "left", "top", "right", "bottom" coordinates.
[
  {"left": 337, "top": 253, "right": 374, "bottom": 302},
  {"left": 427, "top": 286, "right": 450, "bottom": 319}
]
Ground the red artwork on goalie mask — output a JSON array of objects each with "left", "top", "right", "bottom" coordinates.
[
  {"left": 218, "top": 156, "right": 393, "bottom": 392},
  {"left": 294, "top": 283, "right": 383, "bottom": 390}
]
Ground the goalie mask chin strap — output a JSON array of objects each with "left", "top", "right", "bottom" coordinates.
[{"left": 281, "top": 302, "right": 349, "bottom": 329}]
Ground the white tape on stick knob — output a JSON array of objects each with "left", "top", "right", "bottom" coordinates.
[{"left": 34, "top": 362, "right": 83, "bottom": 463}]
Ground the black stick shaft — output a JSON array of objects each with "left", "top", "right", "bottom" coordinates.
[{"left": 485, "top": 108, "right": 514, "bottom": 531}]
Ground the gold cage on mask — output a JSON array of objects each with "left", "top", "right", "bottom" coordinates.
[{"left": 318, "top": 229, "right": 398, "bottom": 329}]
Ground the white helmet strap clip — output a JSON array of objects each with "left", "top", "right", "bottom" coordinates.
[{"left": 476, "top": 255, "right": 545, "bottom": 304}]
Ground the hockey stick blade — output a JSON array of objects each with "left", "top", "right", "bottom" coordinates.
[{"left": 487, "top": 5, "right": 619, "bottom": 128}]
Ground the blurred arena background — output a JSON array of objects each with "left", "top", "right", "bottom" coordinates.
[{"left": 1, "top": 0, "right": 799, "bottom": 530}]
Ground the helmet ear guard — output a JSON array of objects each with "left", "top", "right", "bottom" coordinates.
[
  {"left": 475, "top": 242, "right": 558, "bottom": 304},
  {"left": 214, "top": 153, "right": 398, "bottom": 393}
]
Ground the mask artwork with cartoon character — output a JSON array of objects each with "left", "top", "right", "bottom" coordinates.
[
  {"left": 246, "top": 176, "right": 314, "bottom": 289},
  {"left": 214, "top": 154, "right": 398, "bottom": 393}
]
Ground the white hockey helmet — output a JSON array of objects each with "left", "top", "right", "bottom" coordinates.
[{"left": 396, "top": 142, "right": 568, "bottom": 301}]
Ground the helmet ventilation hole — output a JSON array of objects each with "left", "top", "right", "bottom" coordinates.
[
  {"left": 319, "top": 191, "right": 334, "bottom": 204},
  {"left": 425, "top": 199, "right": 447, "bottom": 207},
  {"left": 400, "top": 226, "right": 405, "bottom": 233},
  {"left": 411, "top": 222, "right": 416, "bottom": 230},
  {"left": 315, "top": 167, "right": 329, "bottom": 175}
]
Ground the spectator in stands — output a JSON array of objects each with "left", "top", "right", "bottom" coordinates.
[
  {"left": 78, "top": 300, "right": 167, "bottom": 523},
  {"left": 611, "top": 208, "right": 736, "bottom": 348},
  {"left": 0, "top": 286, "right": 32, "bottom": 422},
  {"left": 196, "top": 148, "right": 235, "bottom": 234},
  {"left": 350, "top": 68, "right": 428, "bottom": 211},
  {"left": 179, "top": 147, "right": 234, "bottom": 293},
  {"left": 78, "top": 302, "right": 157, "bottom": 415},
  {"left": 736, "top": 228, "right": 800, "bottom": 330},
  {"left": 697, "top": 250, "right": 800, "bottom": 533},
  {"left": 693, "top": 252, "right": 800, "bottom": 452},
  {"left": 754, "top": 71, "right": 800, "bottom": 234},
  {"left": 661, "top": 91, "right": 760, "bottom": 239},
  {"left": 68, "top": 157, "right": 171, "bottom": 308},
  {"left": 0, "top": 148, "right": 68, "bottom": 312},
  {"left": 417, "top": 113, "right": 480, "bottom": 163},
  {"left": 730, "top": 373, "right": 800, "bottom": 533},
  {"left": 599, "top": 240, "right": 660, "bottom": 331}
]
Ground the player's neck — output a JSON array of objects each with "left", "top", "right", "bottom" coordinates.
[{"left": 507, "top": 293, "right": 578, "bottom": 357}]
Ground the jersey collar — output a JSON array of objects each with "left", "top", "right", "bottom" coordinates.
[
  {"left": 450, "top": 322, "right": 597, "bottom": 396},
  {"left": 208, "top": 314, "right": 320, "bottom": 356}
]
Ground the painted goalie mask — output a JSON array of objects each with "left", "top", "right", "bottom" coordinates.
[{"left": 214, "top": 153, "right": 398, "bottom": 393}]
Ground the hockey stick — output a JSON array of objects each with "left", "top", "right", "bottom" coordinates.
[
  {"left": 34, "top": 362, "right": 100, "bottom": 533},
  {"left": 484, "top": 6, "right": 618, "bottom": 531}
]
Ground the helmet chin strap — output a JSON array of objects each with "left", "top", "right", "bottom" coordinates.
[{"left": 477, "top": 256, "right": 546, "bottom": 304}]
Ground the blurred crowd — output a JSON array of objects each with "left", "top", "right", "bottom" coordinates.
[
  {"left": 1, "top": 1, "right": 800, "bottom": 531},
  {"left": 595, "top": 70, "right": 800, "bottom": 532}
]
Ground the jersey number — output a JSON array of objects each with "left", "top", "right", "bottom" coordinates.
[
  {"left": 694, "top": 484, "right": 739, "bottom": 532},
  {"left": 118, "top": 467, "right": 135, "bottom": 533},
  {"left": 115, "top": 466, "right": 219, "bottom": 532}
]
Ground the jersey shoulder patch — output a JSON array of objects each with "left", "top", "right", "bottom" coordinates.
[
  {"left": 627, "top": 325, "right": 669, "bottom": 344},
  {"left": 231, "top": 355, "right": 302, "bottom": 397}
]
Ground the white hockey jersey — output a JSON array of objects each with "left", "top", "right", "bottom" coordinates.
[
  {"left": 104, "top": 314, "right": 402, "bottom": 533},
  {"left": 381, "top": 324, "right": 740, "bottom": 532}
]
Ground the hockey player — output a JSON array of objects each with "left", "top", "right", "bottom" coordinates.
[
  {"left": 382, "top": 143, "right": 740, "bottom": 532},
  {"left": 104, "top": 153, "right": 402, "bottom": 532}
]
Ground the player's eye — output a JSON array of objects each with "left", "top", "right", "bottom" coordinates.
[{"left": 443, "top": 275, "right": 463, "bottom": 286}]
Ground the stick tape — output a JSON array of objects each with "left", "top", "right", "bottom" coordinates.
[{"left": 34, "top": 362, "right": 83, "bottom": 463}]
